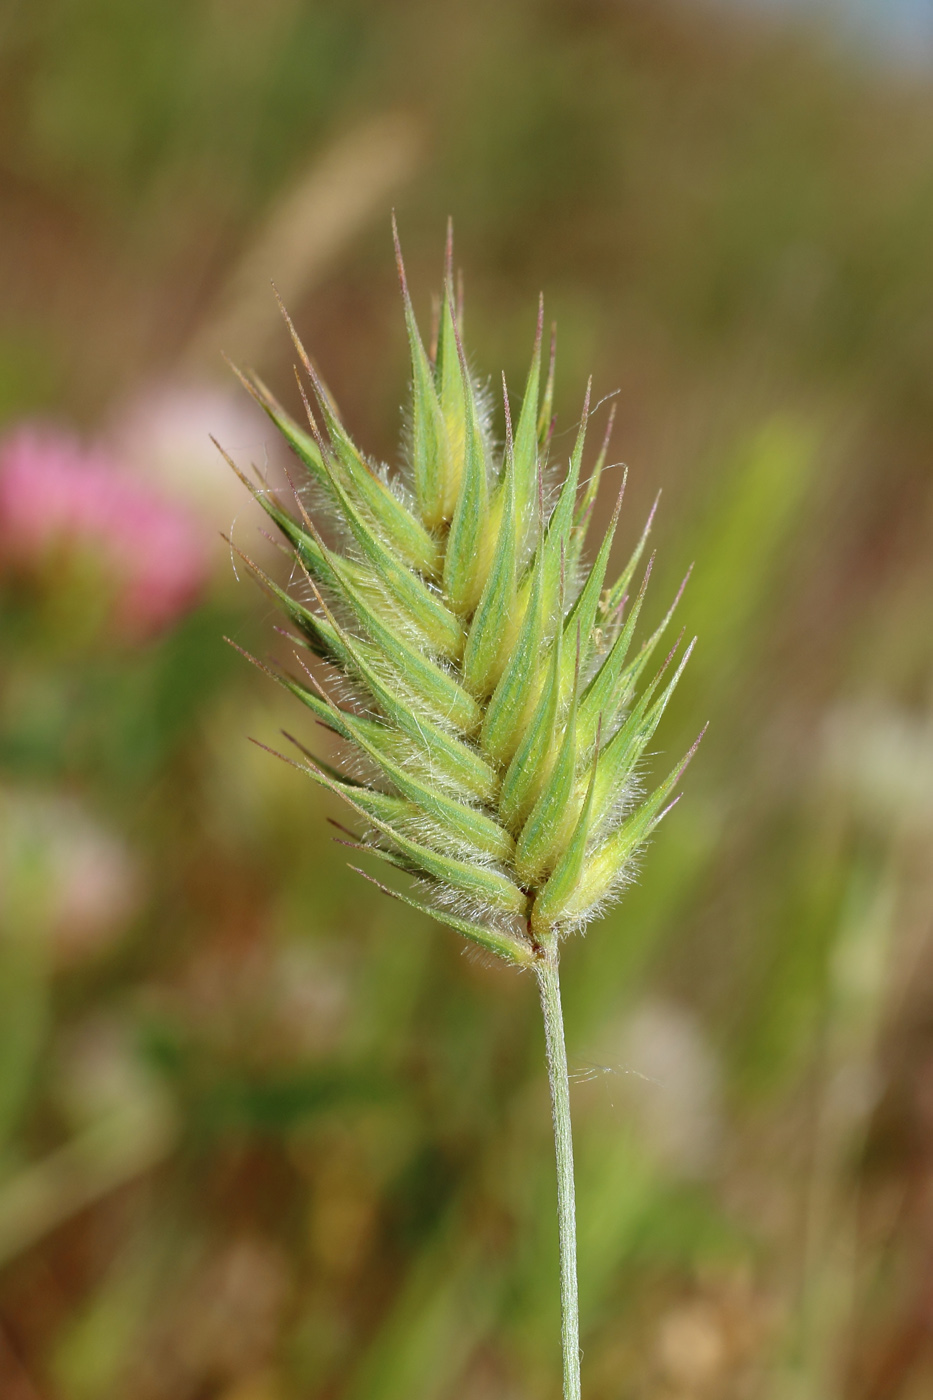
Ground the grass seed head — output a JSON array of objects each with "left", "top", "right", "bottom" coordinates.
[{"left": 226, "top": 225, "right": 701, "bottom": 968}]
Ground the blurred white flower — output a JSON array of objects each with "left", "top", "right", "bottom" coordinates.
[
  {"left": 106, "top": 380, "right": 287, "bottom": 572},
  {"left": 270, "top": 942, "right": 350, "bottom": 1057},
  {"left": 0, "top": 787, "right": 143, "bottom": 964},
  {"left": 823, "top": 700, "right": 933, "bottom": 832},
  {"left": 656, "top": 1298, "right": 727, "bottom": 1391},
  {"left": 599, "top": 998, "right": 723, "bottom": 1177},
  {"left": 54, "top": 1015, "right": 165, "bottom": 1128}
]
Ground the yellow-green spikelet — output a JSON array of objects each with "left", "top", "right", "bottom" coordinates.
[{"left": 228, "top": 225, "right": 702, "bottom": 969}]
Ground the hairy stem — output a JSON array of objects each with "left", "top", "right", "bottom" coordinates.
[{"left": 536, "top": 949, "right": 580, "bottom": 1400}]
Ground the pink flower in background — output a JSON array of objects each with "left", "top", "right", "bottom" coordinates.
[{"left": 0, "top": 424, "right": 210, "bottom": 638}]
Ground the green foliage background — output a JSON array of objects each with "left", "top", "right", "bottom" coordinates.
[{"left": 1, "top": 2, "right": 932, "bottom": 1397}]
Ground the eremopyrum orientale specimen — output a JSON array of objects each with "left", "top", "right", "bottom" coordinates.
[{"left": 221, "top": 222, "right": 703, "bottom": 1400}]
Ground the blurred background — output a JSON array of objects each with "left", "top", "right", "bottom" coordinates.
[{"left": 1, "top": 1, "right": 932, "bottom": 1396}]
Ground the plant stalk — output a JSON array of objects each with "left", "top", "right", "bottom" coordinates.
[{"left": 536, "top": 948, "right": 580, "bottom": 1400}]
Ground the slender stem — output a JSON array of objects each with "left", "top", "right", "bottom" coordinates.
[{"left": 536, "top": 949, "right": 580, "bottom": 1400}]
